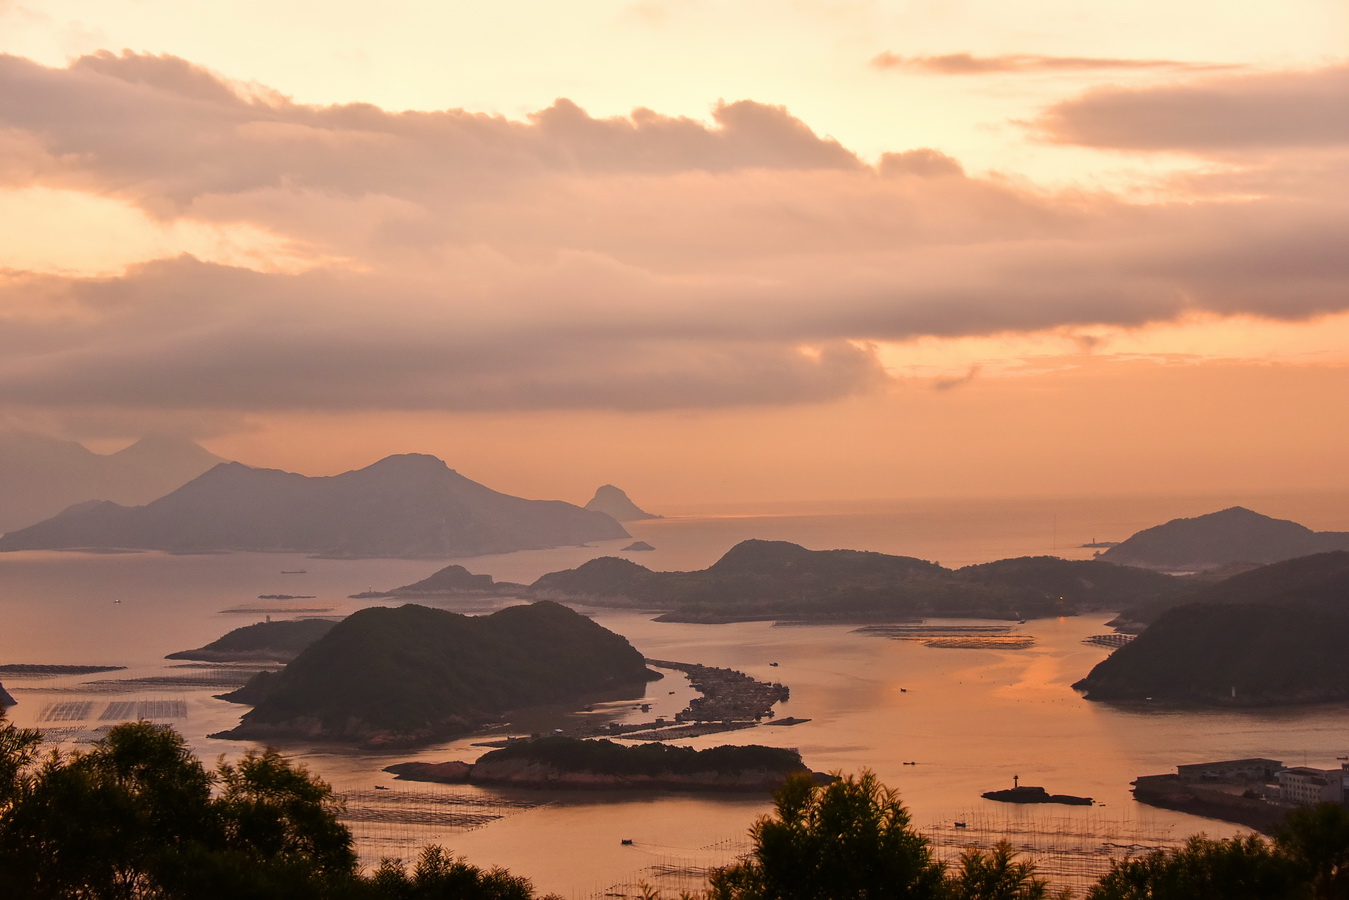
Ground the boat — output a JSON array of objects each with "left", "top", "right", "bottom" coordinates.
[
  {"left": 620, "top": 839, "right": 634, "bottom": 845},
  {"left": 954, "top": 822, "right": 967, "bottom": 828}
]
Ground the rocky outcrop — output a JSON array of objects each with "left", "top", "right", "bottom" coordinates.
[{"left": 585, "top": 485, "right": 661, "bottom": 521}]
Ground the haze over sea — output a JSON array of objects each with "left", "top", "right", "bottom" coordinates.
[{"left": 4, "top": 489, "right": 1349, "bottom": 895}]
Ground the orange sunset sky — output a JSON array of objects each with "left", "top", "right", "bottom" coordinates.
[{"left": 1, "top": 1, "right": 1347, "bottom": 506}]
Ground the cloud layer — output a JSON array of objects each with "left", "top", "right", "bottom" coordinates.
[{"left": 1, "top": 52, "right": 1345, "bottom": 421}]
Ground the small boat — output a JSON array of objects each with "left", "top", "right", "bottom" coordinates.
[
  {"left": 769, "top": 662, "right": 779, "bottom": 667},
  {"left": 374, "top": 785, "right": 389, "bottom": 791},
  {"left": 900, "top": 688, "right": 907, "bottom": 693},
  {"left": 954, "top": 822, "right": 967, "bottom": 829},
  {"left": 620, "top": 839, "right": 634, "bottom": 845}
]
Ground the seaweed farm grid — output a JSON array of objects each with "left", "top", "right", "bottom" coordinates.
[
  {"left": 581, "top": 811, "right": 1189, "bottom": 899},
  {"left": 339, "top": 787, "right": 543, "bottom": 868},
  {"left": 591, "top": 836, "right": 748, "bottom": 900},
  {"left": 924, "top": 809, "right": 1187, "bottom": 894},
  {"left": 39, "top": 698, "right": 188, "bottom": 723}
]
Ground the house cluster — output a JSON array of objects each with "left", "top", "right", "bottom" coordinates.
[{"left": 1178, "top": 757, "right": 1349, "bottom": 807}]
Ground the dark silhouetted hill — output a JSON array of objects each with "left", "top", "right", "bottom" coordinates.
[
  {"left": 438, "top": 737, "right": 808, "bottom": 791},
  {"left": 0, "top": 432, "right": 226, "bottom": 534},
  {"left": 1097, "top": 506, "right": 1349, "bottom": 571},
  {"left": 584, "top": 484, "right": 661, "bottom": 521},
  {"left": 216, "top": 601, "right": 654, "bottom": 746},
  {"left": 1074, "top": 552, "right": 1349, "bottom": 705},
  {"left": 529, "top": 539, "right": 1189, "bottom": 622},
  {"left": 0, "top": 453, "right": 628, "bottom": 557},
  {"left": 351, "top": 564, "right": 523, "bottom": 598},
  {"left": 166, "top": 619, "right": 337, "bottom": 662}
]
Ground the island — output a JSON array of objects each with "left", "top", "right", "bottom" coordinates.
[
  {"left": 0, "top": 453, "right": 629, "bottom": 558},
  {"left": 384, "top": 736, "right": 814, "bottom": 792},
  {"left": 349, "top": 564, "right": 522, "bottom": 599},
  {"left": 212, "top": 601, "right": 659, "bottom": 747},
  {"left": 1074, "top": 552, "right": 1349, "bottom": 705},
  {"left": 527, "top": 539, "right": 1191, "bottom": 622},
  {"left": 166, "top": 618, "right": 337, "bottom": 663},
  {"left": 982, "top": 784, "right": 1092, "bottom": 806}
]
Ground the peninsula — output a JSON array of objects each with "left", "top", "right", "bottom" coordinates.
[
  {"left": 166, "top": 618, "right": 336, "bottom": 663},
  {"left": 1074, "top": 552, "right": 1349, "bottom": 705}
]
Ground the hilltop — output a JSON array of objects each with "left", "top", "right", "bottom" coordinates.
[
  {"left": 1098, "top": 506, "right": 1349, "bottom": 572},
  {"left": 0, "top": 432, "right": 226, "bottom": 534},
  {"left": 0, "top": 453, "right": 628, "bottom": 558},
  {"left": 1074, "top": 552, "right": 1349, "bottom": 705},
  {"left": 529, "top": 539, "right": 1189, "bottom": 622},
  {"left": 215, "top": 601, "right": 656, "bottom": 746}
]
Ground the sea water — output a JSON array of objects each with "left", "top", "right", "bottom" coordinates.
[{"left": 2, "top": 490, "right": 1347, "bottom": 895}]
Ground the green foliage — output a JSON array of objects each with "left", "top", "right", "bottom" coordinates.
[
  {"left": 1086, "top": 834, "right": 1305, "bottom": 900},
  {"left": 368, "top": 845, "right": 544, "bottom": 900},
  {"left": 1275, "top": 803, "right": 1349, "bottom": 899},
  {"left": 945, "top": 842, "right": 1058, "bottom": 900},
  {"left": 707, "top": 770, "right": 946, "bottom": 900}
]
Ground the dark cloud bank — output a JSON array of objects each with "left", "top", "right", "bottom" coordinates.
[{"left": 0, "top": 52, "right": 1345, "bottom": 421}]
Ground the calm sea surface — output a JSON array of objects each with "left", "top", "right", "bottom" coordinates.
[{"left": 2, "top": 490, "right": 1348, "bottom": 895}]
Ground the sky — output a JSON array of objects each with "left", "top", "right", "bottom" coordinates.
[{"left": 0, "top": 0, "right": 1347, "bottom": 506}]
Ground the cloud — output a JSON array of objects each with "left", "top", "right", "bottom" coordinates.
[
  {"left": 0, "top": 53, "right": 1345, "bottom": 421},
  {"left": 871, "top": 52, "right": 1234, "bottom": 75},
  {"left": 1038, "top": 64, "right": 1349, "bottom": 153}
]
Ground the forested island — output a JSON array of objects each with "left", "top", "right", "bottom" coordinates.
[
  {"left": 214, "top": 602, "right": 657, "bottom": 747},
  {"left": 386, "top": 737, "right": 813, "bottom": 791},
  {"left": 527, "top": 539, "right": 1189, "bottom": 622}
]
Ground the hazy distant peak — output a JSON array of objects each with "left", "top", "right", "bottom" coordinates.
[
  {"left": 110, "top": 434, "right": 223, "bottom": 461},
  {"left": 584, "top": 484, "right": 660, "bottom": 521}
]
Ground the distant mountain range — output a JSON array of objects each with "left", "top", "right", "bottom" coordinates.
[
  {"left": 0, "top": 453, "right": 629, "bottom": 558},
  {"left": 0, "top": 432, "right": 226, "bottom": 534},
  {"left": 1098, "top": 506, "right": 1349, "bottom": 571},
  {"left": 584, "top": 485, "right": 661, "bottom": 521},
  {"left": 1074, "top": 551, "right": 1349, "bottom": 706}
]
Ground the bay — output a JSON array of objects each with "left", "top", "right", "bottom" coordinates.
[{"left": 2, "top": 489, "right": 1348, "bottom": 896}]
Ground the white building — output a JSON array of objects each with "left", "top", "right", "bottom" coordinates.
[{"left": 1276, "top": 765, "right": 1347, "bottom": 806}]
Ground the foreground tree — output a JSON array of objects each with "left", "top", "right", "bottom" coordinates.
[
  {"left": 1085, "top": 833, "right": 1304, "bottom": 900},
  {"left": 1275, "top": 802, "right": 1349, "bottom": 900},
  {"left": 945, "top": 841, "right": 1060, "bottom": 900},
  {"left": 0, "top": 712, "right": 543, "bottom": 899},
  {"left": 708, "top": 770, "right": 947, "bottom": 900}
]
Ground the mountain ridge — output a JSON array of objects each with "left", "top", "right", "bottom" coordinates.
[{"left": 0, "top": 453, "right": 629, "bottom": 558}]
